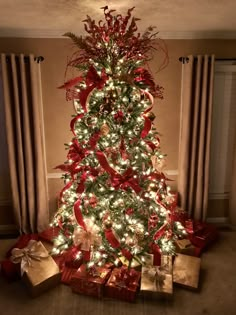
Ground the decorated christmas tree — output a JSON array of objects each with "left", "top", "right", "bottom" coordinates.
[{"left": 51, "top": 6, "right": 186, "bottom": 268}]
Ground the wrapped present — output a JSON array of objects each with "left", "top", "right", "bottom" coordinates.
[
  {"left": 0, "top": 259, "right": 20, "bottom": 282},
  {"left": 52, "top": 252, "right": 80, "bottom": 285},
  {"left": 119, "top": 256, "right": 142, "bottom": 271},
  {"left": 170, "top": 207, "right": 189, "bottom": 226},
  {"left": 167, "top": 191, "right": 178, "bottom": 211},
  {"left": 105, "top": 266, "right": 141, "bottom": 302},
  {"left": 173, "top": 253, "right": 201, "bottom": 290},
  {"left": 5, "top": 234, "right": 39, "bottom": 258},
  {"left": 10, "top": 240, "right": 61, "bottom": 297},
  {"left": 160, "top": 255, "right": 173, "bottom": 274},
  {"left": 38, "top": 226, "right": 60, "bottom": 244},
  {"left": 103, "top": 262, "right": 115, "bottom": 270},
  {"left": 61, "top": 266, "right": 77, "bottom": 285},
  {"left": 150, "top": 243, "right": 161, "bottom": 266},
  {"left": 140, "top": 255, "right": 173, "bottom": 297},
  {"left": 175, "top": 239, "right": 197, "bottom": 256},
  {"left": 1, "top": 234, "right": 39, "bottom": 282},
  {"left": 189, "top": 223, "right": 218, "bottom": 250},
  {"left": 185, "top": 219, "right": 194, "bottom": 234},
  {"left": 71, "top": 264, "right": 111, "bottom": 298},
  {"left": 63, "top": 246, "right": 83, "bottom": 269}
]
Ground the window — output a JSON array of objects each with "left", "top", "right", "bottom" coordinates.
[{"left": 209, "top": 63, "right": 236, "bottom": 200}]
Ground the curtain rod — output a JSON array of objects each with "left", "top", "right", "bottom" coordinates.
[
  {"left": 179, "top": 56, "right": 236, "bottom": 64},
  {"left": 35, "top": 56, "right": 44, "bottom": 63},
  {"left": 5, "top": 55, "right": 44, "bottom": 63}
]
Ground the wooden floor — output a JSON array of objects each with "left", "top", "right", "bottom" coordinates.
[{"left": 0, "top": 231, "right": 236, "bottom": 315}]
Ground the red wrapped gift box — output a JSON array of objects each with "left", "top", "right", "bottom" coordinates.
[
  {"left": 105, "top": 266, "right": 141, "bottom": 302},
  {"left": 63, "top": 247, "right": 83, "bottom": 269},
  {"left": 170, "top": 208, "right": 189, "bottom": 226},
  {"left": 52, "top": 247, "right": 83, "bottom": 285},
  {"left": 5, "top": 234, "right": 39, "bottom": 258},
  {"left": 0, "top": 259, "right": 21, "bottom": 281},
  {"left": 38, "top": 227, "right": 60, "bottom": 244},
  {"left": 52, "top": 254, "right": 81, "bottom": 285},
  {"left": 189, "top": 223, "right": 218, "bottom": 251},
  {"left": 61, "top": 266, "right": 77, "bottom": 285},
  {"left": 71, "top": 264, "right": 111, "bottom": 298},
  {"left": 168, "top": 191, "right": 178, "bottom": 211},
  {"left": 1, "top": 234, "right": 39, "bottom": 281}
]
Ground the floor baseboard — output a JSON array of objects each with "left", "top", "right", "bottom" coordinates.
[
  {"left": 206, "top": 217, "right": 229, "bottom": 224},
  {"left": 206, "top": 217, "right": 236, "bottom": 230}
]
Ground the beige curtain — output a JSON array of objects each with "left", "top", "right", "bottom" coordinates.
[
  {"left": 178, "top": 55, "right": 215, "bottom": 221},
  {"left": 0, "top": 53, "right": 49, "bottom": 233},
  {"left": 229, "top": 139, "right": 236, "bottom": 226}
]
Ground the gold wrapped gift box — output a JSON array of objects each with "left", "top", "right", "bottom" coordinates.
[
  {"left": 173, "top": 253, "right": 201, "bottom": 290},
  {"left": 140, "top": 255, "right": 173, "bottom": 297},
  {"left": 120, "top": 253, "right": 154, "bottom": 271},
  {"left": 175, "top": 239, "right": 196, "bottom": 256},
  {"left": 11, "top": 240, "right": 61, "bottom": 297}
]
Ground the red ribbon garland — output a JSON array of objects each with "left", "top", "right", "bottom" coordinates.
[
  {"left": 105, "top": 229, "right": 133, "bottom": 261},
  {"left": 154, "top": 223, "right": 167, "bottom": 240},
  {"left": 140, "top": 91, "right": 154, "bottom": 139},
  {"left": 141, "top": 116, "right": 152, "bottom": 138},
  {"left": 145, "top": 140, "right": 157, "bottom": 151},
  {"left": 70, "top": 114, "right": 84, "bottom": 136},
  {"left": 59, "top": 181, "right": 73, "bottom": 202},
  {"left": 105, "top": 229, "right": 120, "bottom": 248},
  {"left": 74, "top": 199, "right": 87, "bottom": 231},
  {"left": 96, "top": 151, "right": 117, "bottom": 176},
  {"left": 76, "top": 171, "right": 87, "bottom": 194}
]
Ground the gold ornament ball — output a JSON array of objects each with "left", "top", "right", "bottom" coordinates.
[
  {"left": 104, "top": 219, "right": 112, "bottom": 229},
  {"left": 148, "top": 183, "right": 158, "bottom": 192},
  {"left": 126, "top": 237, "right": 136, "bottom": 247},
  {"left": 135, "top": 229, "right": 144, "bottom": 241},
  {"left": 100, "top": 123, "right": 110, "bottom": 136},
  {"left": 146, "top": 112, "right": 156, "bottom": 121}
]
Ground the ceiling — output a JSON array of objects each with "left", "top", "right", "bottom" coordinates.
[{"left": 1, "top": 0, "right": 236, "bottom": 39}]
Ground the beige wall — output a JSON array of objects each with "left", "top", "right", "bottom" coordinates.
[{"left": 1, "top": 38, "right": 236, "bottom": 225}]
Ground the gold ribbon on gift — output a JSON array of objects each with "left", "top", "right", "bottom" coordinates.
[
  {"left": 160, "top": 255, "right": 172, "bottom": 274},
  {"left": 143, "top": 266, "right": 166, "bottom": 290},
  {"left": 73, "top": 218, "right": 102, "bottom": 251},
  {"left": 10, "top": 240, "right": 49, "bottom": 276}
]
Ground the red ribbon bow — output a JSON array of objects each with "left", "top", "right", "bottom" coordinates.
[
  {"left": 58, "top": 66, "right": 108, "bottom": 113},
  {"left": 114, "top": 266, "right": 139, "bottom": 290},
  {"left": 67, "top": 139, "right": 88, "bottom": 163},
  {"left": 111, "top": 168, "right": 141, "bottom": 194}
]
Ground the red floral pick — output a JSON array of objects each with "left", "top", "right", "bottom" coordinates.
[{"left": 114, "top": 110, "right": 124, "bottom": 122}]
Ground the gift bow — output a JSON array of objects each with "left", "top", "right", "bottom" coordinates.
[
  {"left": 73, "top": 218, "right": 102, "bottom": 251},
  {"left": 143, "top": 266, "right": 166, "bottom": 290},
  {"left": 10, "top": 240, "right": 49, "bottom": 276},
  {"left": 113, "top": 267, "right": 138, "bottom": 290}
]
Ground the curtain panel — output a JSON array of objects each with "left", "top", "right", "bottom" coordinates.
[
  {"left": 0, "top": 53, "right": 49, "bottom": 233},
  {"left": 178, "top": 55, "right": 215, "bottom": 221}
]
